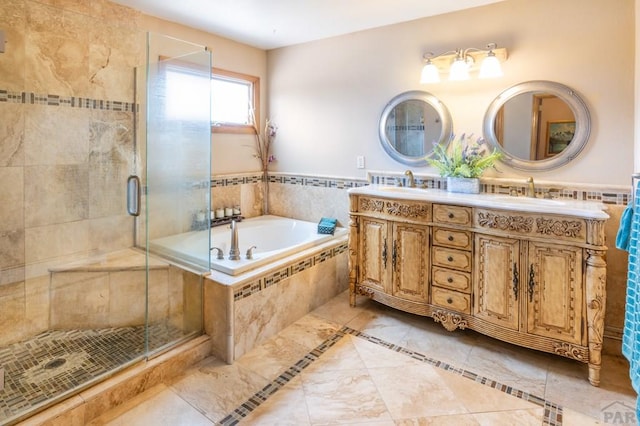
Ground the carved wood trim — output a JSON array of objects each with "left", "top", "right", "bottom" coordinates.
[
  {"left": 477, "top": 212, "right": 533, "bottom": 233},
  {"left": 432, "top": 310, "right": 468, "bottom": 331},
  {"left": 553, "top": 342, "right": 588, "bottom": 361},
  {"left": 360, "top": 198, "right": 385, "bottom": 213},
  {"left": 385, "top": 201, "right": 430, "bottom": 219},
  {"left": 358, "top": 197, "right": 430, "bottom": 220},
  {"left": 355, "top": 285, "right": 375, "bottom": 298},
  {"left": 535, "top": 218, "right": 582, "bottom": 238}
]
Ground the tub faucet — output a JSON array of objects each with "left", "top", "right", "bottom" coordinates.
[
  {"left": 525, "top": 177, "right": 536, "bottom": 198},
  {"left": 228, "top": 220, "right": 241, "bottom": 260},
  {"left": 404, "top": 170, "right": 415, "bottom": 188}
]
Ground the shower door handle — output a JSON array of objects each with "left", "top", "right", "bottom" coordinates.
[{"left": 127, "top": 175, "right": 141, "bottom": 217}]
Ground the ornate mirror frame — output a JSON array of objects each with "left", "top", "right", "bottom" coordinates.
[
  {"left": 483, "top": 80, "right": 591, "bottom": 171},
  {"left": 379, "top": 90, "right": 453, "bottom": 166}
]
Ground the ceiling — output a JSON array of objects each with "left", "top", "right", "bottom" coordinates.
[{"left": 112, "top": 0, "right": 506, "bottom": 50}]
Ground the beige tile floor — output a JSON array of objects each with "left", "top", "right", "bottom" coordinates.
[{"left": 90, "top": 291, "right": 637, "bottom": 425}]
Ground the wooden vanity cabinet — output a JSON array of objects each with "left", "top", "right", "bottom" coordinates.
[
  {"left": 357, "top": 202, "right": 430, "bottom": 304},
  {"left": 474, "top": 236, "right": 583, "bottom": 344},
  {"left": 349, "top": 193, "right": 607, "bottom": 386}
]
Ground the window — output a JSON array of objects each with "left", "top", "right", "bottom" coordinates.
[{"left": 211, "top": 68, "right": 260, "bottom": 134}]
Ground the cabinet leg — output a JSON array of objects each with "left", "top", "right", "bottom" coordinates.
[
  {"left": 588, "top": 363, "right": 601, "bottom": 387},
  {"left": 349, "top": 289, "right": 356, "bottom": 307}
]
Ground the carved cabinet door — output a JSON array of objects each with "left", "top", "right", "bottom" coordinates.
[
  {"left": 474, "top": 234, "right": 520, "bottom": 330},
  {"left": 525, "top": 242, "right": 584, "bottom": 345},
  {"left": 391, "top": 223, "right": 430, "bottom": 302},
  {"left": 359, "top": 217, "right": 392, "bottom": 293}
]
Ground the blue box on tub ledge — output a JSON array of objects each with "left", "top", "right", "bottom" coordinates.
[{"left": 317, "top": 217, "right": 337, "bottom": 235}]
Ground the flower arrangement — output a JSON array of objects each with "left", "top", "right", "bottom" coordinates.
[
  {"left": 427, "top": 133, "right": 502, "bottom": 178},
  {"left": 253, "top": 118, "right": 277, "bottom": 173}
]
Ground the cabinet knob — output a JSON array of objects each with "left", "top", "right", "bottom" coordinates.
[
  {"left": 447, "top": 297, "right": 453, "bottom": 304},
  {"left": 448, "top": 213, "right": 454, "bottom": 219},
  {"left": 447, "top": 277, "right": 453, "bottom": 283},
  {"left": 448, "top": 235, "right": 454, "bottom": 241},
  {"left": 447, "top": 256, "right": 453, "bottom": 262}
]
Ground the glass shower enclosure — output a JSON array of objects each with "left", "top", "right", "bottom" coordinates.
[{"left": 0, "top": 33, "right": 211, "bottom": 425}]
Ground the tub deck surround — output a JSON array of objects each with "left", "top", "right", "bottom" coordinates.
[
  {"left": 150, "top": 215, "right": 348, "bottom": 275},
  {"left": 204, "top": 230, "right": 349, "bottom": 363},
  {"left": 348, "top": 185, "right": 609, "bottom": 386}
]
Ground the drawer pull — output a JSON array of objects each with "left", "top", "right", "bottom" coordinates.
[
  {"left": 447, "top": 277, "right": 453, "bottom": 283},
  {"left": 448, "top": 213, "right": 454, "bottom": 219},
  {"left": 447, "top": 256, "right": 453, "bottom": 262},
  {"left": 448, "top": 235, "right": 454, "bottom": 241},
  {"left": 447, "top": 297, "right": 453, "bottom": 304}
]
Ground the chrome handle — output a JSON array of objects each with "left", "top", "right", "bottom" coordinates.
[
  {"left": 512, "top": 262, "right": 519, "bottom": 301},
  {"left": 210, "top": 247, "right": 224, "bottom": 260},
  {"left": 246, "top": 245, "right": 257, "bottom": 260},
  {"left": 126, "top": 175, "right": 140, "bottom": 216}
]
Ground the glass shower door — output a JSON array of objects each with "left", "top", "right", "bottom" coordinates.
[{"left": 140, "top": 33, "right": 211, "bottom": 354}]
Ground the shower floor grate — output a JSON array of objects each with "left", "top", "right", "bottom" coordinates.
[{"left": 0, "top": 323, "right": 189, "bottom": 424}]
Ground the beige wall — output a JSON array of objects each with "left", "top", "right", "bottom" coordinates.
[{"left": 267, "top": 0, "right": 634, "bottom": 186}]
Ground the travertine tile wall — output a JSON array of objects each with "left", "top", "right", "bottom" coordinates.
[{"left": 0, "top": 0, "right": 143, "bottom": 345}]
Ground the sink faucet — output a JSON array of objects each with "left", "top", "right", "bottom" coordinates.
[
  {"left": 404, "top": 170, "right": 415, "bottom": 188},
  {"left": 228, "top": 220, "right": 241, "bottom": 260},
  {"left": 525, "top": 177, "right": 536, "bottom": 198}
]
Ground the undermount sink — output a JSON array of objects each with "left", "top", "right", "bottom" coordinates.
[{"left": 491, "top": 195, "right": 566, "bottom": 206}]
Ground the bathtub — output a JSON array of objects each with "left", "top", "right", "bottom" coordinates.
[{"left": 149, "top": 215, "right": 347, "bottom": 275}]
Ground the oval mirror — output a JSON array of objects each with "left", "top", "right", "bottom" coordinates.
[
  {"left": 483, "top": 81, "right": 591, "bottom": 171},
  {"left": 379, "top": 90, "right": 453, "bottom": 166}
]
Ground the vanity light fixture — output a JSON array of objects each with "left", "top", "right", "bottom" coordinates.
[{"left": 420, "top": 43, "right": 507, "bottom": 84}]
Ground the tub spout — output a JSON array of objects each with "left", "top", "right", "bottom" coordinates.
[{"left": 228, "top": 220, "right": 241, "bottom": 260}]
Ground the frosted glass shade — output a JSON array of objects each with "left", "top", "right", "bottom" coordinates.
[
  {"left": 449, "top": 59, "right": 470, "bottom": 81},
  {"left": 420, "top": 63, "right": 440, "bottom": 84},
  {"left": 479, "top": 54, "right": 503, "bottom": 78}
]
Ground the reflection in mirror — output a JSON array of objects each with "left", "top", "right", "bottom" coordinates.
[
  {"left": 379, "top": 91, "right": 453, "bottom": 166},
  {"left": 484, "top": 81, "right": 590, "bottom": 171}
]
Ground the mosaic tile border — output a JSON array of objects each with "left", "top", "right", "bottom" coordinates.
[
  {"left": 212, "top": 171, "right": 630, "bottom": 206},
  {"left": 219, "top": 325, "right": 564, "bottom": 425},
  {"left": 0, "top": 89, "right": 136, "bottom": 112},
  {"left": 233, "top": 241, "right": 348, "bottom": 301}
]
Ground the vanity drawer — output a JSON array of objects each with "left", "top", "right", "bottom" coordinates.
[
  {"left": 432, "top": 266, "right": 471, "bottom": 293},
  {"left": 431, "top": 287, "right": 471, "bottom": 314},
  {"left": 433, "top": 204, "right": 472, "bottom": 226},
  {"left": 432, "top": 246, "right": 472, "bottom": 272},
  {"left": 433, "top": 227, "right": 472, "bottom": 249}
]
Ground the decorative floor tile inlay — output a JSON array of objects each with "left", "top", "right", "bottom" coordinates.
[
  {"left": 0, "top": 323, "right": 189, "bottom": 424},
  {"left": 219, "top": 326, "right": 564, "bottom": 426}
]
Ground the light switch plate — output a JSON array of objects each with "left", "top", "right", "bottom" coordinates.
[{"left": 356, "top": 155, "right": 365, "bottom": 169}]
